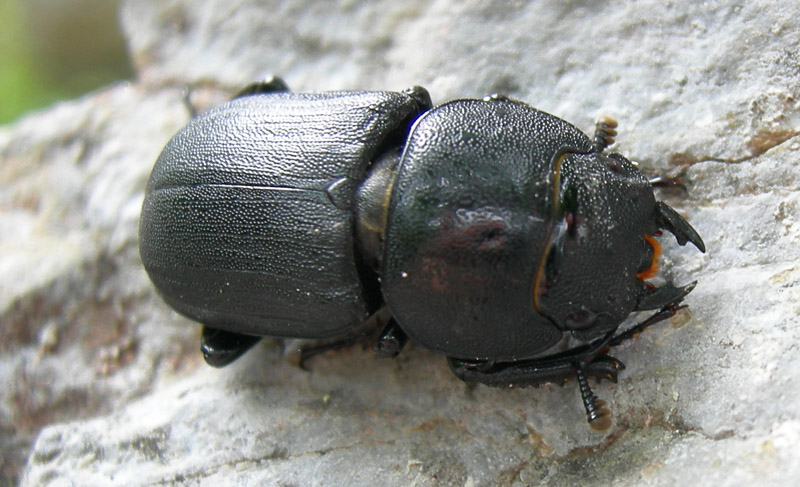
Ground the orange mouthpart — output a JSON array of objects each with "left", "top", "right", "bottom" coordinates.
[{"left": 636, "top": 233, "right": 662, "bottom": 280}]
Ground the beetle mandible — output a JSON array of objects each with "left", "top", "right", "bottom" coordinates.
[{"left": 139, "top": 77, "right": 705, "bottom": 430}]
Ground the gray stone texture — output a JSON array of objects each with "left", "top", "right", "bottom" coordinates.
[{"left": 2, "top": 0, "right": 799, "bottom": 486}]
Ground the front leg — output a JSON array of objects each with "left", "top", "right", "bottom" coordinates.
[
  {"left": 449, "top": 352, "right": 624, "bottom": 431},
  {"left": 447, "top": 301, "right": 690, "bottom": 431},
  {"left": 448, "top": 353, "right": 624, "bottom": 388}
]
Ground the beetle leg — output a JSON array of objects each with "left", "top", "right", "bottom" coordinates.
[
  {"left": 610, "top": 301, "right": 686, "bottom": 347},
  {"left": 593, "top": 116, "right": 618, "bottom": 152},
  {"left": 448, "top": 353, "right": 623, "bottom": 429},
  {"left": 234, "top": 76, "right": 290, "bottom": 98},
  {"left": 180, "top": 77, "right": 290, "bottom": 119},
  {"left": 287, "top": 311, "right": 403, "bottom": 369},
  {"left": 289, "top": 316, "right": 408, "bottom": 364},
  {"left": 404, "top": 85, "right": 433, "bottom": 110},
  {"left": 288, "top": 334, "right": 371, "bottom": 370},
  {"left": 373, "top": 318, "right": 408, "bottom": 358},
  {"left": 449, "top": 329, "right": 628, "bottom": 430},
  {"left": 574, "top": 361, "right": 613, "bottom": 431},
  {"left": 447, "top": 327, "right": 622, "bottom": 385},
  {"left": 649, "top": 174, "right": 687, "bottom": 192},
  {"left": 648, "top": 161, "right": 693, "bottom": 192},
  {"left": 448, "top": 350, "right": 624, "bottom": 386},
  {"left": 449, "top": 356, "right": 575, "bottom": 386},
  {"left": 201, "top": 326, "right": 262, "bottom": 368}
]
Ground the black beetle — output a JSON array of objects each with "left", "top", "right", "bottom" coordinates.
[{"left": 139, "top": 77, "right": 705, "bottom": 430}]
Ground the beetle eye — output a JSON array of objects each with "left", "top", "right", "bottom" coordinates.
[
  {"left": 605, "top": 159, "right": 623, "bottom": 174},
  {"left": 564, "top": 308, "right": 598, "bottom": 330},
  {"left": 605, "top": 153, "right": 631, "bottom": 174}
]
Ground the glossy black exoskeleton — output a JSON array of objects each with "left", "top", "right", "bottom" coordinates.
[{"left": 139, "top": 78, "right": 705, "bottom": 430}]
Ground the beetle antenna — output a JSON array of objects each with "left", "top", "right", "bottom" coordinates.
[
  {"left": 574, "top": 361, "right": 612, "bottom": 431},
  {"left": 593, "top": 116, "right": 618, "bottom": 152}
]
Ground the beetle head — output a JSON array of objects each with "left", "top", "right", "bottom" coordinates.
[{"left": 533, "top": 151, "right": 704, "bottom": 340}]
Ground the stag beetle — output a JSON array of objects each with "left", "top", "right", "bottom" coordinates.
[{"left": 139, "top": 77, "right": 705, "bottom": 430}]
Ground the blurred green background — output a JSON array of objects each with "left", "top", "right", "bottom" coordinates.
[{"left": 0, "top": 0, "right": 134, "bottom": 125}]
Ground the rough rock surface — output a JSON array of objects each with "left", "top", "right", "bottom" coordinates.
[{"left": 2, "top": 0, "right": 799, "bottom": 486}]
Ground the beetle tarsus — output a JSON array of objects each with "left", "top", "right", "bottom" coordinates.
[
  {"left": 201, "top": 326, "right": 262, "bottom": 368},
  {"left": 404, "top": 86, "right": 433, "bottom": 110},
  {"left": 575, "top": 361, "right": 613, "bottom": 431},
  {"left": 292, "top": 331, "right": 375, "bottom": 370},
  {"left": 234, "top": 76, "right": 290, "bottom": 98},
  {"left": 449, "top": 352, "right": 621, "bottom": 430},
  {"left": 593, "top": 116, "right": 618, "bottom": 152},
  {"left": 584, "top": 354, "right": 626, "bottom": 383},
  {"left": 649, "top": 174, "right": 687, "bottom": 192},
  {"left": 373, "top": 318, "right": 408, "bottom": 358},
  {"left": 610, "top": 301, "right": 686, "bottom": 347}
]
